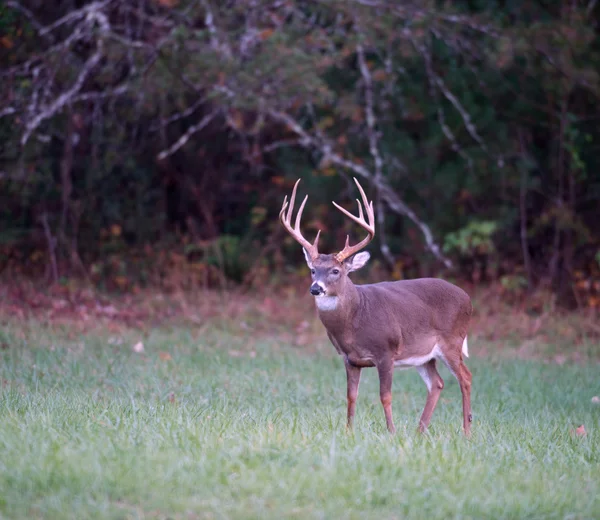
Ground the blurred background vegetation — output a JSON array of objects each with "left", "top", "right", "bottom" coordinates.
[{"left": 1, "top": 0, "right": 600, "bottom": 308}]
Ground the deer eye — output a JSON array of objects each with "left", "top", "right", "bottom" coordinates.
[
  {"left": 331, "top": 269, "right": 340, "bottom": 275},
  {"left": 310, "top": 269, "right": 316, "bottom": 275}
]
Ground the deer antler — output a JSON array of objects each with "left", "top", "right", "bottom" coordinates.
[
  {"left": 333, "top": 178, "right": 375, "bottom": 263},
  {"left": 279, "top": 179, "right": 321, "bottom": 260}
]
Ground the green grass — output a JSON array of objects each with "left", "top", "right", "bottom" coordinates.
[{"left": 0, "top": 322, "right": 599, "bottom": 520}]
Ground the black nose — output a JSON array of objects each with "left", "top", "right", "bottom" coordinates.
[{"left": 310, "top": 283, "right": 323, "bottom": 296}]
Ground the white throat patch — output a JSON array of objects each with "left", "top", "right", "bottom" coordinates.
[{"left": 314, "top": 295, "right": 339, "bottom": 311}]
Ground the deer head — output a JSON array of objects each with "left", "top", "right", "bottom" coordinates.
[{"left": 279, "top": 178, "right": 375, "bottom": 300}]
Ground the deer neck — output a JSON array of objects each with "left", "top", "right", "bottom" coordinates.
[{"left": 315, "top": 281, "right": 360, "bottom": 333}]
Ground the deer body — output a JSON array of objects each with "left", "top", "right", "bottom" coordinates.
[
  {"left": 280, "top": 179, "right": 473, "bottom": 435},
  {"left": 317, "top": 277, "right": 471, "bottom": 367}
]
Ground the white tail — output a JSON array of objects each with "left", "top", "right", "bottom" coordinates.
[{"left": 280, "top": 178, "right": 474, "bottom": 436}]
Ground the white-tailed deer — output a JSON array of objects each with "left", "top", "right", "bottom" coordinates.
[{"left": 280, "top": 178, "right": 473, "bottom": 435}]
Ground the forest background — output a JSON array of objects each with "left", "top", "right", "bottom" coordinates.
[{"left": 1, "top": 0, "right": 600, "bottom": 320}]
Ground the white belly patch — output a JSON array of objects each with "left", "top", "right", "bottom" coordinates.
[
  {"left": 394, "top": 343, "right": 442, "bottom": 368},
  {"left": 315, "top": 295, "right": 339, "bottom": 311}
]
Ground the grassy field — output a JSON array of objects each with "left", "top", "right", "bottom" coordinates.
[{"left": 0, "top": 316, "right": 599, "bottom": 520}]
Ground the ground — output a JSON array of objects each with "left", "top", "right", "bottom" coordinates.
[{"left": 0, "top": 287, "right": 599, "bottom": 519}]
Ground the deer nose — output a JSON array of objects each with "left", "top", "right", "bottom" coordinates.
[{"left": 310, "top": 283, "right": 324, "bottom": 296}]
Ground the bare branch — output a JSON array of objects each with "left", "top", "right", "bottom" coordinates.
[
  {"left": 156, "top": 111, "right": 219, "bottom": 160},
  {"left": 262, "top": 139, "right": 304, "bottom": 153},
  {"left": 432, "top": 73, "right": 488, "bottom": 153},
  {"left": 201, "top": 0, "right": 232, "bottom": 59},
  {"left": 71, "top": 84, "right": 131, "bottom": 102},
  {"left": 19, "top": 5, "right": 112, "bottom": 146},
  {"left": 268, "top": 110, "right": 452, "bottom": 267},
  {"left": 0, "top": 107, "right": 16, "bottom": 119},
  {"left": 39, "top": 0, "right": 112, "bottom": 36},
  {"left": 150, "top": 95, "right": 208, "bottom": 132},
  {"left": 436, "top": 105, "right": 474, "bottom": 171},
  {"left": 40, "top": 213, "right": 59, "bottom": 284},
  {"left": 356, "top": 42, "right": 396, "bottom": 267},
  {"left": 21, "top": 46, "right": 104, "bottom": 146},
  {"left": 412, "top": 35, "right": 488, "bottom": 160},
  {"left": 422, "top": 46, "right": 474, "bottom": 171},
  {"left": 356, "top": 43, "right": 384, "bottom": 180},
  {"left": 376, "top": 191, "right": 395, "bottom": 269},
  {"left": 6, "top": 1, "right": 47, "bottom": 37}
]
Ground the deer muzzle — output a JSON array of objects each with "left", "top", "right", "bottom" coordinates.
[{"left": 310, "top": 283, "right": 325, "bottom": 296}]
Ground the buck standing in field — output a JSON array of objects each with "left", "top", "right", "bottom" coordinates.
[{"left": 280, "top": 178, "right": 473, "bottom": 436}]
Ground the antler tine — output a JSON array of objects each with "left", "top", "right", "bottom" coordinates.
[
  {"left": 294, "top": 194, "right": 308, "bottom": 231},
  {"left": 333, "top": 178, "right": 375, "bottom": 262},
  {"left": 279, "top": 179, "right": 320, "bottom": 259}
]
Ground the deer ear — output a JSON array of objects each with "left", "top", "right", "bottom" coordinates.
[
  {"left": 346, "top": 251, "right": 370, "bottom": 272},
  {"left": 303, "top": 248, "right": 314, "bottom": 268}
]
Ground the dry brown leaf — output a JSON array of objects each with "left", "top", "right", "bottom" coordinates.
[
  {"left": 574, "top": 424, "right": 587, "bottom": 437},
  {"left": 159, "top": 351, "right": 172, "bottom": 361},
  {"left": 132, "top": 341, "right": 144, "bottom": 353},
  {"left": 259, "top": 28, "right": 274, "bottom": 40},
  {"left": 0, "top": 36, "right": 14, "bottom": 49}
]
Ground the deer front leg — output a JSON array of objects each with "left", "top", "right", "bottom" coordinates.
[
  {"left": 344, "top": 359, "right": 362, "bottom": 430},
  {"left": 377, "top": 361, "right": 396, "bottom": 434}
]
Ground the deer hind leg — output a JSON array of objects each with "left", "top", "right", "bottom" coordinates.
[
  {"left": 415, "top": 359, "right": 444, "bottom": 433},
  {"left": 439, "top": 342, "right": 472, "bottom": 437}
]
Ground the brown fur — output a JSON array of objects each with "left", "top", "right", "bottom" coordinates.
[{"left": 307, "top": 253, "right": 473, "bottom": 435}]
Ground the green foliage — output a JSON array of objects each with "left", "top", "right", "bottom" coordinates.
[
  {"left": 443, "top": 221, "right": 498, "bottom": 257},
  {"left": 500, "top": 273, "right": 529, "bottom": 294},
  {"left": 185, "top": 234, "right": 252, "bottom": 283}
]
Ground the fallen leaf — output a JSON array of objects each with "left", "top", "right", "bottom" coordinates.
[
  {"left": 159, "top": 351, "right": 172, "bottom": 361},
  {"left": 295, "top": 334, "right": 308, "bottom": 346},
  {"left": 132, "top": 341, "right": 144, "bottom": 353},
  {"left": 98, "top": 304, "right": 118, "bottom": 317},
  {"left": 574, "top": 424, "right": 587, "bottom": 437},
  {"left": 0, "top": 36, "right": 14, "bottom": 49},
  {"left": 229, "top": 350, "right": 243, "bottom": 357},
  {"left": 592, "top": 396, "right": 600, "bottom": 404},
  {"left": 553, "top": 354, "right": 567, "bottom": 365},
  {"left": 168, "top": 392, "right": 175, "bottom": 403}
]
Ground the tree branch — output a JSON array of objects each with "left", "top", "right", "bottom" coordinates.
[
  {"left": 21, "top": 45, "right": 104, "bottom": 146},
  {"left": 356, "top": 42, "right": 394, "bottom": 267},
  {"left": 412, "top": 35, "right": 489, "bottom": 161},
  {"left": 0, "top": 107, "right": 16, "bottom": 119},
  {"left": 267, "top": 110, "right": 452, "bottom": 267},
  {"left": 201, "top": 0, "right": 232, "bottom": 59},
  {"left": 19, "top": 4, "right": 112, "bottom": 146},
  {"left": 356, "top": 43, "right": 384, "bottom": 181},
  {"left": 156, "top": 110, "right": 219, "bottom": 160},
  {"left": 6, "top": 1, "right": 48, "bottom": 38},
  {"left": 38, "top": 0, "right": 112, "bottom": 36}
]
